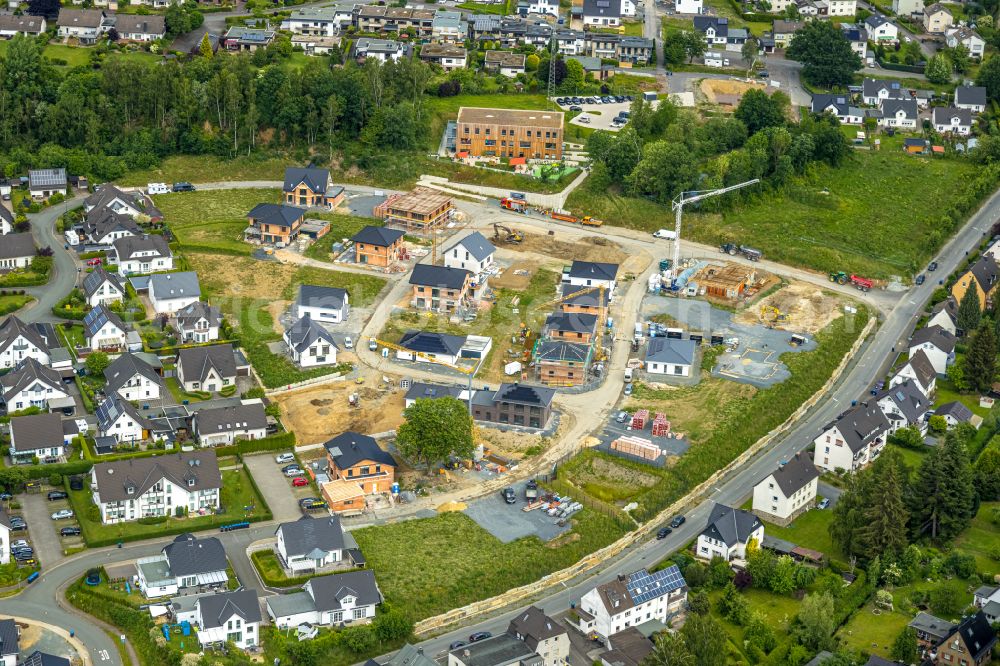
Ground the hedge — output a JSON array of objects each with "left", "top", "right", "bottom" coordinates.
[
  {"left": 26, "top": 460, "right": 92, "bottom": 480},
  {"left": 80, "top": 436, "right": 178, "bottom": 463},
  {"left": 250, "top": 550, "right": 365, "bottom": 588},
  {"left": 214, "top": 430, "right": 296, "bottom": 458},
  {"left": 876, "top": 59, "right": 926, "bottom": 73}
]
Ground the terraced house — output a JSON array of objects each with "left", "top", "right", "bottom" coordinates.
[{"left": 91, "top": 451, "right": 222, "bottom": 524}]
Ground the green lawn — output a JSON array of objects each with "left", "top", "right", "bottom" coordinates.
[
  {"left": 164, "top": 377, "right": 210, "bottom": 404},
  {"left": 303, "top": 214, "right": 382, "bottom": 263},
  {"left": 708, "top": 586, "right": 804, "bottom": 661},
  {"left": 153, "top": 188, "right": 281, "bottom": 255},
  {"left": 759, "top": 506, "right": 844, "bottom": 563},
  {"left": 120, "top": 155, "right": 289, "bottom": 187},
  {"left": 42, "top": 44, "right": 92, "bottom": 67},
  {"left": 574, "top": 149, "right": 981, "bottom": 278},
  {"left": 352, "top": 510, "right": 627, "bottom": 621},
  {"left": 66, "top": 468, "right": 266, "bottom": 546},
  {"left": 889, "top": 442, "right": 929, "bottom": 472},
  {"left": 622, "top": 20, "right": 644, "bottom": 36},
  {"left": 953, "top": 501, "right": 1000, "bottom": 577},
  {"left": 0, "top": 293, "right": 33, "bottom": 316},
  {"left": 57, "top": 323, "right": 86, "bottom": 351},
  {"left": 932, "top": 375, "right": 992, "bottom": 418}
]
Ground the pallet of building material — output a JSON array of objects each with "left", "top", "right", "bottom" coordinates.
[
  {"left": 611, "top": 435, "right": 661, "bottom": 461},
  {"left": 631, "top": 409, "right": 650, "bottom": 430},
  {"left": 485, "top": 452, "right": 519, "bottom": 469},
  {"left": 652, "top": 413, "right": 670, "bottom": 437},
  {"left": 523, "top": 500, "right": 545, "bottom": 512}
]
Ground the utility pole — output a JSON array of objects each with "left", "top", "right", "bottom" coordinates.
[
  {"left": 670, "top": 179, "right": 760, "bottom": 281},
  {"left": 548, "top": 33, "right": 557, "bottom": 104}
]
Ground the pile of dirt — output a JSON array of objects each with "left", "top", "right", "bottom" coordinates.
[
  {"left": 700, "top": 79, "right": 768, "bottom": 105},
  {"left": 478, "top": 426, "right": 544, "bottom": 458},
  {"left": 437, "top": 501, "right": 468, "bottom": 512},
  {"left": 578, "top": 456, "right": 660, "bottom": 488},
  {"left": 735, "top": 282, "right": 845, "bottom": 334},
  {"left": 274, "top": 379, "right": 407, "bottom": 444},
  {"left": 510, "top": 233, "right": 628, "bottom": 264}
]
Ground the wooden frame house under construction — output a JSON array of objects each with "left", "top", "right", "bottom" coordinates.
[{"left": 374, "top": 188, "right": 455, "bottom": 234}]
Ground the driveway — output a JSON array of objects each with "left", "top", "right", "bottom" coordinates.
[
  {"left": 817, "top": 481, "right": 842, "bottom": 506},
  {"left": 19, "top": 490, "right": 67, "bottom": 568},
  {"left": 242, "top": 454, "right": 303, "bottom": 523}
]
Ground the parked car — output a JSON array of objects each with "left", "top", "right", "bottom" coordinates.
[
  {"left": 51, "top": 509, "right": 74, "bottom": 520},
  {"left": 623, "top": 382, "right": 633, "bottom": 396},
  {"left": 369, "top": 337, "right": 378, "bottom": 351},
  {"left": 60, "top": 526, "right": 82, "bottom": 537},
  {"left": 615, "top": 411, "right": 630, "bottom": 423},
  {"left": 47, "top": 490, "right": 68, "bottom": 501},
  {"left": 172, "top": 182, "right": 195, "bottom": 192},
  {"left": 817, "top": 498, "right": 831, "bottom": 509},
  {"left": 501, "top": 487, "right": 516, "bottom": 504},
  {"left": 915, "top": 274, "right": 926, "bottom": 285},
  {"left": 657, "top": 527, "right": 672, "bottom": 539},
  {"left": 10, "top": 539, "right": 28, "bottom": 549},
  {"left": 569, "top": 105, "right": 583, "bottom": 112},
  {"left": 928, "top": 261, "right": 938, "bottom": 272},
  {"left": 449, "top": 642, "right": 466, "bottom": 651},
  {"left": 469, "top": 632, "right": 492, "bottom": 643},
  {"left": 757, "top": 70, "right": 769, "bottom": 78},
  {"left": 0, "top": 493, "right": 11, "bottom": 501},
  {"left": 85, "top": 569, "right": 101, "bottom": 586},
  {"left": 282, "top": 464, "right": 304, "bottom": 477},
  {"left": 300, "top": 498, "right": 327, "bottom": 510},
  {"left": 9, "top": 518, "right": 26, "bottom": 531},
  {"left": 670, "top": 515, "right": 685, "bottom": 528},
  {"left": 555, "top": 97, "right": 566, "bottom": 105},
  {"left": 344, "top": 336, "right": 353, "bottom": 349},
  {"left": 69, "top": 477, "right": 84, "bottom": 491},
  {"left": 292, "top": 477, "right": 309, "bottom": 487},
  {"left": 578, "top": 116, "right": 590, "bottom": 124},
  {"left": 86, "top": 258, "right": 102, "bottom": 267},
  {"left": 275, "top": 452, "right": 296, "bottom": 464}
]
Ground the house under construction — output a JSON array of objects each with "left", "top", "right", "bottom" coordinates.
[
  {"left": 532, "top": 339, "right": 593, "bottom": 386},
  {"left": 374, "top": 187, "right": 455, "bottom": 234},
  {"left": 694, "top": 263, "right": 757, "bottom": 300}
]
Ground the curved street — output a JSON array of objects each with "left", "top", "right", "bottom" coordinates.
[{"left": 5, "top": 177, "right": 997, "bottom": 665}]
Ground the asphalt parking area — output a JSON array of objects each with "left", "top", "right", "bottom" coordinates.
[
  {"left": 20, "top": 491, "right": 68, "bottom": 567},
  {"left": 462, "top": 481, "right": 572, "bottom": 544},
  {"left": 242, "top": 454, "right": 303, "bottom": 523},
  {"left": 558, "top": 101, "right": 638, "bottom": 132},
  {"left": 595, "top": 414, "right": 690, "bottom": 465}
]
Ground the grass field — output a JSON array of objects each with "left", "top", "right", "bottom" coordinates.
[
  {"left": 66, "top": 468, "right": 265, "bottom": 545},
  {"left": 627, "top": 378, "right": 758, "bottom": 446},
  {"left": 121, "top": 155, "right": 288, "bottom": 187},
  {"left": 571, "top": 150, "right": 982, "bottom": 278},
  {"left": 0, "top": 293, "right": 33, "bottom": 316},
  {"left": 352, "top": 510, "right": 627, "bottom": 621},
  {"left": 759, "top": 506, "right": 843, "bottom": 562},
  {"left": 153, "top": 188, "right": 281, "bottom": 255},
  {"left": 953, "top": 501, "right": 1000, "bottom": 576},
  {"left": 303, "top": 214, "right": 381, "bottom": 262}
]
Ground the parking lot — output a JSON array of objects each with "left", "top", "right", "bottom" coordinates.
[
  {"left": 242, "top": 454, "right": 305, "bottom": 523},
  {"left": 555, "top": 95, "right": 650, "bottom": 133},
  {"left": 595, "top": 413, "right": 690, "bottom": 466},
  {"left": 462, "top": 481, "right": 572, "bottom": 543},
  {"left": 19, "top": 489, "right": 72, "bottom": 568}
]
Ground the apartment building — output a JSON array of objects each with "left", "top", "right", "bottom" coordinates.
[{"left": 456, "top": 107, "right": 563, "bottom": 160}]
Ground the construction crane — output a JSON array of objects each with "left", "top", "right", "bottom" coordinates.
[
  {"left": 370, "top": 337, "right": 477, "bottom": 413},
  {"left": 535, "top": 284, "right": 609, "bottom": 362},
  {"left": 670, "top": 180, "right": 761, "bottom": 281},
  {"left": 492, "top": 223, "right": 524, "bottom": 244}
]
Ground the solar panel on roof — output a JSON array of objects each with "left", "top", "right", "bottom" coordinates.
[{"left": 626, "top": 566, "right": 685, "bottom": 604}]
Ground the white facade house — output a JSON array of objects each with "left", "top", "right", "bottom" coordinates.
[
  {"left": 275, "top": 515, "right": 351, "bottom": 573},
  {"left": 892, "top": 0, "right": 923, "bottom": 14},
  {"left": 181, "top": 589, "right": 262, "bottom": 650},
  {"left": 91, "top": 451, "right": 221, "bottom": 524},
  {"left": 926, "top": 298, "right": 959, "bottom": 336},
  {"left": 0, "top": 358, "right": 69, "bottom": 413},
  {"left": 192, "top": 402, "right": 268, "bottom": 447},
  {"left": 813, "top": 403, "right": 890, "bottom": 473},
  {"left": 296, "top": 285, "right": 349, "bottom": 324},
  {"left": 823, "top": 0, "right": 856, "bottom": 14},
  {"left": 96, "top": 395, "right": 151, "bottom": 444},
  {"left": 0, "top": 512, "right": 9, "bottom": 566},
  {"left": 644, "top": 338, "right": 696, "bottom": 377},
  {"left": 863, "top": 16, "right": 899, "bottom": 44},
  {"left": 946, "top": 27, "right": 985, "bottom": 58},
  {"left": 908, "top": 325, "right": 956, "bottom": 375},
  {"left": 880, "top": 99, "right": 918, "bottom": 129},
  {"left": 174, "top": 302, "right": 222, "bottom": 344},
  {"left": 82, "top": 268, "right": 126, "bottom": 308},
  {"left": 0, "top": 207, "right": 11, "bottom": 236},
  {"left": 135, "top": 533, "right": 229, "bottom": 598},
  {"left": 876, "top": 380, "right": 932, "bottom": 435},
  {"left": 675, "top": 0, "right": 703, "bottom": 13},
  {"left": 891, "top": 349, "right": 936, "bottom": 398},
  {"left": 444, "top": 232, "right": 496, "bottom": 274},
  {"left": 176, "top": 344, "right": 238, "bottom": 394},
  {"left": 955, "top": 85, "right": 988, "bottom": 113},
  {"left": 526, "top": 0, "right": 559, "bottom": 15},
  {"left": 280, "top": 7, "right": 343, "bottom": 35},
  {"left": 148, "top": 272, "right": 201, "bottom": 315},
  {"left": 751, "top": 453, "right": 819, "bottom": 526},
  {"left": 266, "top": 570, "right": 382, "bottom": 629},
  {"left": 564, "top": 260, "right": 618, "bottom": 300},
  {"left": 56, "top": 9, "right": 111, "bottom": 43},
  {"left": 113, "top": 235, "right": 173, "bottom": 275},
  {"left": 104, "top": 353, "right": 163, "bottom": 403},
  {"left": 83, "top": 306, "right": 130, "bottom": 352},
  {"left": 8, "top": 413, "right": 68, "bottom": 464},
  {"left": 0, "top": 316, "right": 50, "bottom": 370},
  {"left": 582, "top": 0, "right": 621, "bottom": 26},
  {"left": 508, "top": 607, "right": 570, "bottom": 666},
  {"left": 696, "top": 503, "right": 764, "bottom": 562},
  {"left": 620, "top": 0, "right": 636, "bottom": 16},
  {"left": 0, "top": 232, "right": 34, "bottom": 271},
  {"left": 933, "top": 106, "right": 973, "bottom": 135},
  {"left": 575, "top": 566, "right": 687, "bottom": 642},
  {"left": 284, "top": 315, "right": 338, "bottom": 368}
]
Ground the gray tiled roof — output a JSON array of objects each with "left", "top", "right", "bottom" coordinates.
[
  {"left": 409, "top": 263, "right": 471, "bottom": 290},
  {"left": 277, "top": 515, "right": 347, "bottom": 558},
  {"left": 493, "top": 383, "right": 555, "bottom": 408},
  {"left": 509, "top": 606, "right": 566, "bottom": 652},
  {"left": 175, "top": 301, "right": 222, "bottom": 329},
  {"left": 544, "top": 311, "right": 597, "bottom": 335},
  {"left": 0, "top": 316, "right": 49, "bottom": 357},
  {"left": 96, "top": 394, "right": 152, "bottom": 433},
  {"left": 956, "top": 85, "right": 987, "bottom": 107},
  {"left": 351, "top": 225, "right": 405, "bottom": 247},
  {"left": 104, "top": 352, "right": 162, "bottom": 395},
  {"left": 446, "top": 231, "right": 495, "bottom": 262},
  {"left": 763, "top": 452, "right": 818, "bottom": 497},
  {"left": 285, "top": 315, "right": 338, "bottom": 354},
  {"left": 82, "top": 267, "right": 125, "bottom": 299},
  {"left": 0, "top": 232, "right": 34, "bottom": 260},
  {"left": 876, "top": 380, "right": 931, "bottom": 424},
  {"left": 701, "top": 503, "right": 761, "bottom": 547},
  {"left": 0, "top": 618, "right": 18, "bottom": 657},
  {"left": 163, "top": 533, "right": 227, "bottom": 577},
  {"left": 645, "top": 338, "right": 696, "bottom": 366},
  {"left": 307, "top": 569, "right": 382, "bottom": 612},
  {"left": 248, "top": 203, "right": 306, "bottom": 229},
  {"left": 567, "top": 260, "right": 618, "bottom": 281},
  {"left": 115, "top": 14, "right": 165, "bottom": 35},
  {"left": 936, "top": 400, "right": 974, "bottom": 422},
  {"left": 113, "top": 234, "right": 171, "bottom": 262},
  {"left": 324, "top": 431, "right": 396, "bottom": 469},
  {"left": 178, "top": 343, "right": 237, "bottom": 384},
  {"left": 881, "top": 98, "right": 917, "bottom": 119},
  {"left": 933, "top": 106, "right": 973, "bottom": 126},
  {"left": 0, "top": 357, "right": 62, "bottom": 403},
  {"left": 197, "top": 589, "right": 262, "bottom": 629},
  {"left": 901, "top": 349, "right": 936, "bottom": 388},
  {"left": 910, "top": 325, "right": 956, "bottom": 354},
  {"left": 827, "top": 403, "right": 890, "bottom": 452},
  {"left": 194, "top": 402, "right": 267, "bottom": 435},
  {"left": 83, "top": 304, "right": 128, "bottom": 339},
  {"left": 908, "top": 611, "right": 956, "bottom": 640},
  {"left": 10, "top": 412, "right": 64, "bottom": 452},
  {"left": 298, "top": 284, "right": 348, "bottom": 310},
  {"left": 284, "top": 166, "right": 331, "bottom": 193},
  {"left": 93, "top": 450, "right": 221, "bottom": 503},
  {"left": 399, "top": 330, "right": 466, "bottom": 357},
  {"left": 149, "top": 272, "right": 201, "bottom": 301}
]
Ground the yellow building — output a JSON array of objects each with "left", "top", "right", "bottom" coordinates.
[{"left": 951, "top": 255, "right": 1000, "bottom": 310}]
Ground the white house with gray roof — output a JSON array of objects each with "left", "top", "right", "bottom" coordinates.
[
  {"left": 891, "top": 348, "right": 936, "bottom": 398},
  {"left": 0, "top": 232, "right": 34, "bottom": 270},
  {"left": 148, "top": 272, "right": 201, "bottom": 314},
  {"left": 813, "top": 402, "right": 891, "bottom": 473},
  {"left": 296, "top": 284, "right": 349, "bottom": 323},
  {"left": 880, "top": 98, "right": 918, "bottom": 129},
  {"left": 0, "top": 617, "right": 18, "bottom": 666},
  {"left": 136, "top": 533, "right": 229, "bottom": 598},
  {"left": 908, "top": 324, "right": 956, "bottom": 375},
  {"left": 192, "top": 402, "right": 267, "bottom": 447},
  {"left": 509, "top": 606, "right": 569, "bottom": 666},
  {"left": 955, "top": 85, "right": 988, "bottom": 113},
  {"left": 752, "top": 453, "right": 819, "bottom": 525},
  {"left": 281, "top": 6, "right": 349, "bottom": 35},
  {"left": 876, "top": 380, "right": 932, "bottom": 435},
  {"left": 933, "top": 106, "right": 973, "bottom": 135},
  {"left": 9, "top": 412, "right": 68, "bottom": 464},
  {"left": 564, "top": 260, "right": 618, "bottom": 299},
  {"left": 697, "top": 503, "right": 764, "bottom": 562},
  {"left": 275, "top": 514, "right": 357, "bottom": 573},
  {"left": 104, "top": 352, "right": 163, "bottom": 402},
  {"left": 644, "top": 338, "right": 696, "bottom": 377},
  {"left": 0, "top": 358, "right": 69, "bottom": 413},
  {"left": 284, "top": 315, "right": 338, "bottom": 367},
  {"left": 354, "top": 37, "right": 409, "bottom": 62},
  {"left": 83, "top": 305, "right": 129, "bottom": 352},
  {"left": 444, "top": 231, "right": 496, "bottom": 274},
  {"left": 91, "top": 450, "right": 221, "bottom": 524},
  {"left": 266, "top": 569, "right": 382, "bottom": 628},
  {"left": 112, "top": 235, "right": 173, "bottom": 275},
  {"left": 176, "top": 344, "right": 238, "bottom": 393},
  {"left": 177, "top": 589, "right": 261, "bottom": 650},
  {"left": 174, "top": 301, "right": 222, "bottom": 343},
  {"left": 82, "top": 268, "right": 126, "bottom": 307},
  {"left": 575, "top": 565, "right": 687, "bottom": 641},
  {"left": 0, "top": 316, "right": 50, "bottom": 369},
  {"left": 0, "top": 206, "right": 12, "bottom": 236},
  {"left": 96, "top": 394, "right": 152, "bottom": 443}
]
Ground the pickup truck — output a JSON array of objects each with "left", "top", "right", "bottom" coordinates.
[{"left": 525, "top": 480, "right": 538, "bottom": 501}]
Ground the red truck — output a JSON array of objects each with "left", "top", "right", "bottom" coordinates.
[
  {"left": 500, "top": 197, "right": 527, "bottom": 213},
  {"left": 850, "top": 274, "right": 874, "bottom": 291}
]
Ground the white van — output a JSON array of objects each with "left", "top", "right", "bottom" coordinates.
[
  {"left": 653, "top": 229, "right": 676, "bottom": 240},
  {"left": 64, "top": 230, "right": 79, "bottom": 246},
  {"left": 624, "top": 368, "right": 633, "bottom": 382},
  {"left": 147, "top": 183, "right": 170, "bottom": 195}
]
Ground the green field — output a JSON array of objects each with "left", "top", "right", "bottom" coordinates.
[
  {"left": 153, "top": 188, "right": 281, "bottom": 254},
  {"left": 353, "top": 511, "right": 627, "bottom": 621},
  {"left": 572, "top": 150, "right": 983, "bottom": 278},
  {"left": 953, "top": 501, "right": 1000, "bottom": 576},
  {"left": 0, "top": 293, "right": 33, "bottom": 316},
  {"left": 121, "top": 155, "right": 288, "bottom": 187},
  {"left": 759, "top": 506, "right": 843, "bottom": 563}
]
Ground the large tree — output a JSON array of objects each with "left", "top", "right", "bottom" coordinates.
[
  {"left": 829, "top": 468, "right": 872, "bottom": 559},
  {"left": 965, "top": 322, "right": 997, "bottom": 392},
  {"left": 794, "top": 592, "right": 836, "bottom": 651},
  {"left": 976, "top": 54, "right": 1000, "bottom": 103},
  {"left": 925, "top": 53, "right": 953, "bottom": 84},
  {"left": 975, "top": 445, "right": 1000, "bottom": 500},
  {"left": 857, "top": 452, "right": 910, "bottom": 561},
  {"left": 957, "top": 283, "right": 982, "bottom": 333},
  {"left": 642, "top": 630, "right": 695, "bottom": 666},
  {"left": 396, "top": 396, "right": 474, "bottom": 465},
  {"left": 682, "top": 31, "right": 707, "bottom": 63},
  {"left": 891, "top": 627, "right": 919, "bottom": 664},
  {"left": 910, "top": 430, "right": 977, "bottom": 540},
  {"left": 786, "top": 20, "right": 861, "bottom": 88},
  {"left": 626, "top": 141, "right": 697, "bottom": 203},
  {"left": 735, "top": 89, "right": 786, "bottom": 135},
  {"left": 680, "top": 613, "right": 727, "bottom": 666}
]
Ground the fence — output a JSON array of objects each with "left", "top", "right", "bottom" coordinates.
[
  {"left": 264, "top": 371, "right": 347, "bottom": 397},
  {"left": 412, "top": 315, "right": 876, "bottom": 637}
]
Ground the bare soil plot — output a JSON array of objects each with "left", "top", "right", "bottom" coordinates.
[
  {"left": 273, "top": 381, "right": 408, "bottom": 445},
  {"left": 504, "top": 232, "right": 629, "bottom": 265},
  {"left": 734, "top": 282, "right": 845, "bottom": 334}
]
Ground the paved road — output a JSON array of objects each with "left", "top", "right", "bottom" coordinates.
[{"left": 22, "top": 197, "right": 84, "bottom": 325}]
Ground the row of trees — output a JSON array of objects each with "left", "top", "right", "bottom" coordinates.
[{"left": 583, "top": 89, "right": 850, "bottom": 206}]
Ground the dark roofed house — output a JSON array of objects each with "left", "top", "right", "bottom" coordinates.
[
  {"left": 576, "top": 565, "right": 687, "bottom": 642},
  {"left": 324, "top": 431, "right": 397, "bottom": 493},
  {"left": 908, "top": 611, "right": 957, "bottom": 651},
  {"left": 489, "top": 382, "right": 555, "bottom": 429},
  {"left": 0, "top": 14, "right": 46, "bottom": 36},
  {"left": 103, "top": 352, "right": 163, "bottom": 403},
  {"left": 188, "top": 588, "right": 262, "bottom": 650},
  {"left": 0, "top": 619, "right": 19, "bottom": 665},
  {"left": 175, "top": 301, "right": 222, "bottom": 344},
  {"left": 544, "top": 311, "right": 598, "bottom": 343},
  {"left": 284, "top": 166, "right": 341, "bottom": 208},
  {"left": 752, "top": 452, "right": 819, "bottom": 525},
  {"left": 115, "top": 14, "right": 166, "bottom": 40},
  {"left": 82, "top": 267, "right": 126, "bottom": 307},
  {"left": 284, "top": 315, "right": 339, "bottom": 368},
  {"left": 908, "top": 324, "right": 957, "bottom": 375},
  {"left": 275, "top": 514, "right": 362, "bottom": 573},
  {"left": 952, "top": 254, "right": 1000, "bottom": 311},
  {"left": 0, "top": 357, "right": 69, "bottom": 413},
  {"left": 698, "top": 503, "right": 764, "bottom": 561},
  {"left": 814, "top": 402, "right": 891, "bottom": 473},
  {"left": 9, "top": 412, "right": 67, "bottom": 464},
  {"left": 20, "top": 652, "right": 70, "bottom": 666},
  {"left": 599, "top": 627, "right": 654, "bottom": 666},
  {"left": 644, "top": 338, "right": 696, "bottom": 377},
  {"left": 192, "top": 402, "right": 268, "bottom": 447},
  {"left": 891, "top": 348, "right": 937, "bottom": 398},
  {"left": 508, "top": 606, "right": 570, "bottom": 666},
  {"left": 875, "top": 379, "right": 932, "bottom": 434},
  {"left": 176, "top": 344, "right": 239, "bottom": 393},
  {"left": 351, "top": 225, "right": 406, "bottom": 267},
  {"left": 27, "top": 167, "right": 66, "bottom": 198},
  {"left": 112, "top": 234, "right": 173, "bottom": 275},
  {"left": 956, "top": 85, "right": 988, "bottom": 112},
  {"left": 247, "top": 203, "right": 306, "bottom": 246},
  {"left": 296, "top": 284, "right": 350, "bottom": 323},
  {"left": 398, "top": 330, "right": 467, "bottom": 365},
  {"left": 444, "top": 231, "right": 496, "bottom": 273},
  {"left": 936, "top": 400, "right": 979, "bottom": 428},
  {"left": 565, "top": 260, "right": 619, "bottom": 297},
  {"left": 83, "top": 304, "right": 129, "bottom": 352},
  {"left": 409, "top": 263, "right": 473, "bottom": 312},
  {"left": 136, "top": 532, "right": 230, "bottom": 598},
  {"left": 449, "top": 633, "right": 542, "bottom": 666},
  {"left": 0, "top": 232, "right": 35, "bottom": 271},
  {"left": 934, "top": 611, "right": 996, "bottom": 666},
  {"left": 267, "top": 569, "right": 382, "bottom": 628}
]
